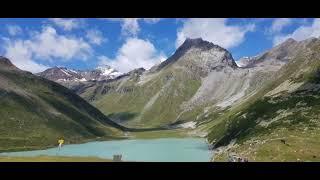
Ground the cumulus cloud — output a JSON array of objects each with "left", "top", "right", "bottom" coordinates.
[
  {"left": 103, "top": 18, "right": 162, "bottom": 37},
  {"left": 273, "top": 18, "right": 320, "bottom": 46},
  {"left": 98, "top": 38, "right": 166, "bottom": 73},
  {"left": 270, "top": 18, "right": 292, "bottom": 33},
  {"left": 3, "top": 38, "right": 49, "bottom": 73},
  {"left": 28, "top": 26, "right": 92, "bottom": 60},
  {"left": 176, "top": 18, "right": 255, "bottom": 49},
  {"left": 49, "top": 18, "right": 83, "bottom": 31},
  {"left": 143, "top": 18, "right": 161, "bottom": 24},
  {"left": 98, "top": 55, "right": 112, "bottom": 65},
  {"left": 121, "top": 18, "right": 140, "bottom": 37},
  {"left": 6, "top": 25, "right": 23, "bottom": 36},
  {"left": 3, "top": 26, "right": 92, "bottom": 73},
  {"left": 86, "top": 29, "right": 106, "bottom": 45}
]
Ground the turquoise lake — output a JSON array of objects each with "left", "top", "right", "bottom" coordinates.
[{"left": 0, "top": 138, "right": 212, "bottom": 162}]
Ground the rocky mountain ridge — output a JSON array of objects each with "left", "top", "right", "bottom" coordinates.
[{"left": 37, "top": 65, "right": 122, "bottom": 83}]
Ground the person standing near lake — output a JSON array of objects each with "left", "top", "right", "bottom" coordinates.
[{"left": 58, "top": 138, "right": 64, "bottom": 150}]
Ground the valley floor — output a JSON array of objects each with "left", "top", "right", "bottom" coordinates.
[{"left": 129, "top": 128, "right": 198, "bottom": 139}]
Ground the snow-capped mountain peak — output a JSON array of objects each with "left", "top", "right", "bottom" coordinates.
[
  {"left": 95, "top": 65, "right": 122, "bottom": 77},
  {"left": 236, "top": 57, "right": 255, "bottom": 67},
  {"left": 38, "top": 65, "right": 123, "bottom": 84}
]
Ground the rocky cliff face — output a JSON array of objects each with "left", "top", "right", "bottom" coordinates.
[{"left": 150, "top": 38, "right": 237, "bottom": 76}]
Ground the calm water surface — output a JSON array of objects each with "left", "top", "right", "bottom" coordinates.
[{"left": 0, "top": 138, "right": 211, "bottom": 162}]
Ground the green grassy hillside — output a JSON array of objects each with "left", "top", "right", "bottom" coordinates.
[
  {"left": 0, "top": 57, "right": 125, "bottom": 152},
  {"left": 92, "top": 67, "right": 201, "bottom": 128}
]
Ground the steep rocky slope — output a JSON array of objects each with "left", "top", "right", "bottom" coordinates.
[{"left": 206, "top": 37, "right": 320, "bottom": 161}]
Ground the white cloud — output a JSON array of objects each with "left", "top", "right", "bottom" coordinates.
[
  {"left": 3, "top": 26, "right": 92, "bottom": 73},
  {"left": 121, "top": 18, "right": 140, "bottom": 37},
  {"left": 143, "top": 18, "right": 161, "bottom": 24},
  {"left": 270, "top": 18, "right": 292, "bottom": 33},
  {"left": 98, "top": 55, "right": 112, "bottom": 66},
  {"left": 98, "top": 38, "right": 166, "bottom": 73},
  {"left": 28, "top": 26, "right": 92, "bottom": 60},
  {"left": 103, "top": 18, "right": 161, "bottom": 37},
  {"left": 273, "top": 18, "right": 320, "bottom": 46},
  {"left": 7, "top": 25, "right": 23, "bottom": 36},
  {"left": 86, "top": 29, "right": 106, "bottom": 45},
  {"left": 176, "top": 18, "right": 255, "bottom": 49},
  {"left": 3, "top": 38, "right": 49, "bottom": 73},
  {"left": 49, "top": 18, "right": 82, "bottom": 31}
]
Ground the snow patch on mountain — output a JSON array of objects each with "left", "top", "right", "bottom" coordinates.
[
  {"left": 38, "top": 65, "right": 123, "bottom": 83},
  {"left": 60, "top": 69, "right": 72, "bottom": 77}
]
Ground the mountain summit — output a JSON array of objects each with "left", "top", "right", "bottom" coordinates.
[
  {"left": 94, "top": 65, "right": 122, "bottom": 80},
  {"left": 37, "top": 67, "right": 83, "bottom": 82},
  {"left": 152, "top": 38, "right": 237, "bottom": 74},
  {"left": 236, "top": 37, "right": 312, "bottom": 69},
  {"left": 178, "top": 38, "right": 229, "bottom": 52},
  {"left": 0, "top": 56, "right": 18, "bottom": 70},
  {"left": 38, "top": 65, "right": 122, "bottom": 82}
]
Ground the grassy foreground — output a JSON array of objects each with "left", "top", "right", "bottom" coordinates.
[{"left": 0, "top": 155, "right": 113, "bottom": 162}]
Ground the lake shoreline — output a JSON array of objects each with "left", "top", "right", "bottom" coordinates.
[{"left": 0, "top": 138, "right": 211, "bottom": 162}]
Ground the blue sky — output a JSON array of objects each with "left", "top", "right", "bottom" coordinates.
[{"left": 0, "top": 18, "right": 319, "bottom": 73}]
